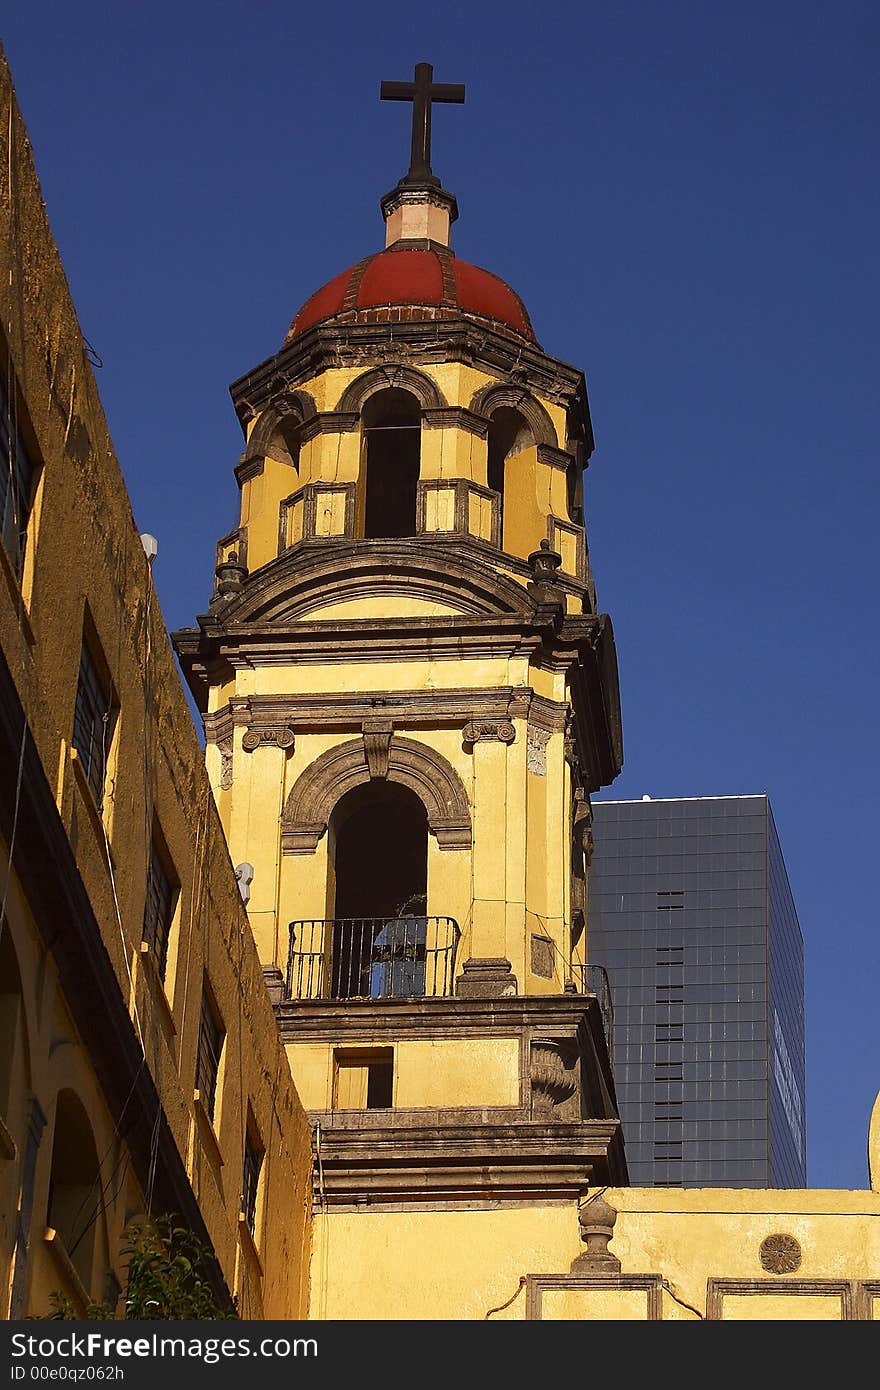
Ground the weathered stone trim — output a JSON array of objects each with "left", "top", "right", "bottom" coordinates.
[
  {"left": 421, "top": 406, "right": 489, "bottom": 438},
  {"left": 214, "top": 525, "right": 248, "bottom": 573},
  {"left": 705, "top": 1279, "right": 859, "bottom": 1321},
  {"left": 297, "top": 410, "right": 360, "bottom": 444},
  {"left": 536, "top": 443, "right": 575, "bottom": 472},
  {"left": 416, "top": 478, "right": 501, "bottom": 548},
  {"left": 280, "top": 735, "right": 471, "bottom": 853},
  {"left": 526, "top": 1275, "right": 662, "bottom": 1321},
  {"left": 469, "top": 382, "right": 558, "bottom": 448},
  {"left": 335, "top": 364, "right": 447, "bottom": 413},
  {"left": 234, "top": 455, "right": 265, "bottom": 486},
  {"left": 213, "top": 687, "right": 556, "bottom": 733},
  {"left": 547, "top": 513, "right": 587, "bottom": 581},
  {"left": 300, "top": 1117, "right": 622, "bottom": 1205},
  {"left": 228, "top": 320, "right": 594, "bottom": 462}
]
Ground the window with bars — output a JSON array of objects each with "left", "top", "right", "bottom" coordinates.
[
  {"left": 142, "top": 833, "right": 177, "bottom": 980},
  {"left": 72, "top": 638, "right": 115, "bottom": 806},
  {"left": 0, "top": 369, "right": 38, "bottom": 582},
  {"left": 195, "top": 985, "right": 224, "bottom": 1122},
  {"left": 241, "top": 1122, "right": 263, "bottom": 1236}
]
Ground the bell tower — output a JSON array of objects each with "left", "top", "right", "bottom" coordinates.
[{"left": 174, "top": 64, "right": 626, "bottom": 1236}]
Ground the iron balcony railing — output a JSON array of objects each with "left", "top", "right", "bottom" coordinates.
[
  {"left": 573, "top": 962, "right": 614, "bottom": 1051},
  {"left": 286, "top": 916, "right": 461, "bottom": 1001}
]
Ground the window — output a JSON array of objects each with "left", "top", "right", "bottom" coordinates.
[
  {"left": 0, "top": 368, "right": 38, "bottom": 582},
  {"left": 142, "top": 832, "right": 177, "bottom": 980},
  {"left": 241, "top": 1121, "right": 264, "bottom": 1235},
  {"left": 195, "top": 984, "right": 225, "bottom": 1122},
  {"left": 333, "top": 1048, "right": 394, "bottom": 1110},
  {"left": 72, "top": 638, "right": 115, "bottom": 806}
]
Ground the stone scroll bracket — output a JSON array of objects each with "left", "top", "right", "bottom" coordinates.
[
  {"left": 281, "top": 734, "right": 472, "bottom": 855},
  {"left": 362, "top": 719, "right": 393, "bottom": 779},
  {"left": 241, "top": 724, "right": 296, "bottom": 753},
  {"left": 462, "top": 718, "right": 516, "bottom": 749}
]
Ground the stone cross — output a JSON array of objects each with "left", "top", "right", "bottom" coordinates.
[{"left": 380, "top": 62, "right": 465, "bottom": 182}]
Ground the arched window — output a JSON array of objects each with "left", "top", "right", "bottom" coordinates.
[
  {"left": 487, "top": 407, "right": 533, "bottom": 547},
  {"left": 361, "top": 389, "right": 421, "bottom": 539},
  {"left": 46, "top": 1090, "right": 102, "bottom": 1293},
  {"left": 329, "top": 782, "right": 428, "bottom": 997}
]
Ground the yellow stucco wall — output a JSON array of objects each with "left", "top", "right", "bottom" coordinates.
[
  {"left": 284, "top": 1038, "right": 521, "bottom": 1112},
  {"left": 310, "top": 1182, "right": 880, "bottom": 1320}
]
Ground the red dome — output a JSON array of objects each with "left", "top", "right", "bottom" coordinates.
[{"left": 285, "top": 246, "right": 536, "bottom": 345}]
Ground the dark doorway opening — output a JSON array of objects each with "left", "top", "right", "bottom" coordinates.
[
  {"left": 330, "top": 781, "right": 428, "bottom": 997},
  {"left": 362, "top": 388, "right": 421, "bottom": 539}
]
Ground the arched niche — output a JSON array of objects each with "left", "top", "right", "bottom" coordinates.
[
  {"left": 486, "top": 406, "right": 536, "bottom": 546},
  {"left": 335, "top": 365, "right": 446, "bottom": 414},
  {"left": 244, "top": 389, "right": 317, "bottom": 467},
  {"left": 0, "top": 929, "right": 29, "bottom": 1125},
  {"left": 468, "top": 383, "right": 558, "bottom": 448},
  {"left": 282, "top": 735, "right": 471, "bottom": 854},
  {"left": 46, "top": 1089, "right": 103, "bottom": 1294}
]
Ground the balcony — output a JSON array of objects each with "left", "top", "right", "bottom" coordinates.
[
  {"left": 286, "top": 916, "right": 461, "bottom": 1001},
  {"left": 572, "top": 963, "right": 614, "bottom": 1051}
]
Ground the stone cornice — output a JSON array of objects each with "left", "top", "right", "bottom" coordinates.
[
  {"left": 229, "top": 319, "right": 594, "bottom": 458},
  {"left": 203, "top": 687, "right": 570, "bottom": 740},
  {"left": 298, "top": 1117, "right": 624, "bottom": 1206},
  {"left": 274, "top": 992, "right": 607, "bottom": 1041}
]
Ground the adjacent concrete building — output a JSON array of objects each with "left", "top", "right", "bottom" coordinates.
[{"left": 589, "top": 796, "right": 806, "bottom": 1187}]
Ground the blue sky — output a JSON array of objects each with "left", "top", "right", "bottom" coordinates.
[{"left": 4, "top": 1, "right": 878, "bottom": 1187}]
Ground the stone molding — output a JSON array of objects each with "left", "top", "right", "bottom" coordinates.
[
  {"left": 421, "top": 406, "right": 489, "bottom": 438},
  {"left": 468, "top": 381, "right": 558, "bottom": 448},
  {"left": 705, "top": 1279, "right": 860, "bottom": 1321},
  {"left": 280, "top": 735, "right": 471, "bottom": 853},
  {"left": 206, "top": 688, "right": 569, "bottom": 737},
  {"left": 526, "top": 1275, "right": 662, "bottom": 1321},
  {"left": 301, "top": 1116, "right": 622, "bottom": 1207},
  {"left": 229, "top": 319, "right": 595, "bottom": 466},
  {"left": 335, "top": 364, "right": 447, "bottom": 413},
  {"left": 454, "top": 957, "right": 518, "bottom": 999}
]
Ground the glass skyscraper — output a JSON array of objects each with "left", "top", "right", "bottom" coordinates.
[{"left": 588, "top": 795, "right": 806, "bottom": 1187}]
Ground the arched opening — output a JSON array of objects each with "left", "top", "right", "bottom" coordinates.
[
  {"left": 487, "top": 407, "right": 534, "bottom": 547},
  {"left": 264, "top": 415, "right": 301, "bottom": 472},
  {"left": 362, "top": 388, "right": 421, "bottom": 539},
  {"left": 46, "top": 1090, "right": 102, "bottom": 1293},
  {"left": 0, "top": 931, "right": 25, "bottom": 1123},
  {"left": 329, "top": 782, "right": 428, "bottom": 997}
]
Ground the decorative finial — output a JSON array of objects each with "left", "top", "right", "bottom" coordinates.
[{"left": 570, "top": 1192, "right": 622, "bottom": 1274}]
